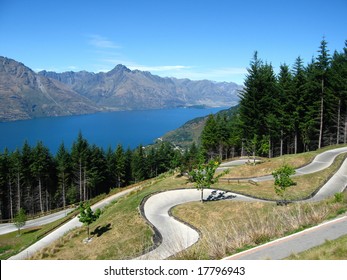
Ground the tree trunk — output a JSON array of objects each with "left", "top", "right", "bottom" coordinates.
[
  {"left": 241, "top": 140, "right": 244, "bottom": 157},
  {"left": 200, "top": 188, "right": 204, "bottom": 203},
  {"left": 337, "top": 98, "right": 341, "bottom": 145},
  {"left": 83, "top": 166, "right": 87, "bottom": 201},
  {"left": 218, "top": 143, "right": 221, "bottom": 159},
  {"left": 294, "top": 132, "right": 298, "bottom": 154},
  {"left": 16, "top": 172, "right": 21, "bottom": 212},
  {"left": 79, "top": 159, "right": 82, "bottom": 202},
  {"left": 9, "top": 180, "right": 13, "bottom": 220},
  {"left": 280, "top": 130, "right": 283, "bottom": 157},
  {"left": 62, "top": 172, "right": 66, "bottom": 209},
  {"left": 46, "top": 187, "right": 49, "bottom": 212},
  {"left": 38, "top": 177, "right": 43, "bottom": 214},
  {"left": 268, "top": 137, "right": 272, "bottom": 158},
  {"left": 318, "top": 80, "right": 324, "bottom": 149}
]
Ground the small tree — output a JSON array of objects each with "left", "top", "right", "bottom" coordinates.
[
  {"left": 78, "top": 202, "right": 101, "bottom": 241},
  {"left": 189, "top": 160, "right": 226, "bottom": 202},
  {"left": 272, "top": 164, "right": 296, "bottom": 203},
  {"left": 14, "top": 208, "right": 27, "bottom": 236}
]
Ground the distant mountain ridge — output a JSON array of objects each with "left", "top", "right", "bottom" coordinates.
[
  {"left": 0, "top": 55, "right": 242, "bottom": 121},
  {"left": 39, "top": 65, "right": 242, "bottom": 111}
]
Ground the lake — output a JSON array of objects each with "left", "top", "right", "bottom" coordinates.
[{"left": 0, "top": 107, "right": 228, "bottom": 154}]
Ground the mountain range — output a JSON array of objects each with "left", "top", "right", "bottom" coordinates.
[{"left": 0, "top": 56, "right": 242, "bottom": 122}]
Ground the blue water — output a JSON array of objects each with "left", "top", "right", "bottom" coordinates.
[{"left": 0, "top": 107, "right": 228, "bottom": 154}]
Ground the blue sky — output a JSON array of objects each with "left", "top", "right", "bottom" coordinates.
[{"left": 0, "top": 0, "right": 346, "bottom": 84}]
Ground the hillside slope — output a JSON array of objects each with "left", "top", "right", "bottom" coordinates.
[
  {"left": 162, "top": 105, "right": 239, "bottom": 148},
  {"left": 0, "top": 56, "right": 100, "bottom": 121}
]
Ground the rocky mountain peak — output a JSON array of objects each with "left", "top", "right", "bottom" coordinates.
[{"left": 107, "top": 64, "right": 131, "bottom": 75}]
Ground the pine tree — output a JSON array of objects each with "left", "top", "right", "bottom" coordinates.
[
  {"left": 292, "top": 56, "right": 307, "bottom": 153},
  {"left": 277, "top": 64, "right": 294, "bottom": 155},
  {"left": 21, "top": 141, "right": 34, "bottom": 214},
  {"left": 114, "top": 144, "right": 126, "bottom": 188},
  {"left": 201, "top": 114, "right": 218, "bottom": 158},
  {"left": 55, "top": 143, "right": 71, "bottom": 208},
  {"left": 0, "top": 149, "right": 13, "bottom": 220},
  {"left": 239, "top": 51, "right": 264, "bottom": 144},
  {"left": 124, "top": 148, "right": 133, "bottom": 185},
  {"left": 71, "top": 132, "right": 89, "bottom": 202},
  {"left": 330, "top": 48, "right": 347, "bottom": 144},
  {"left": 87, "top": 145, "right": 107, "bottom": 198},
  {"left": 30, "top": 141, "right": 52, "bottom": 214},
  {"left": 132, "top": 145, "right": 147, "bottom": 182},
  {"left": 261, "top": 63, "right": 280, "bottom": 157},
  {"left": 315, "top": 38, "right": 331, "bottom": 148},
  {"left": 10, "top": 149, "right": 23, "bottom": 213}
]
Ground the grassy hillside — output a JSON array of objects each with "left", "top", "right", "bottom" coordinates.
[
  {"left": 162, "top": 105, "right": 239, "bottom": 148},
  {"left": 2, "top": 144, "right": 346, "bottom": 260}
]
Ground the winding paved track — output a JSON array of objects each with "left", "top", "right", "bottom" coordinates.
[
  {"left": 0, "top": 209, "right": 74, "bottom": 235},
  {"left": 137, "top": 146, "right": 347, "bottom": 260},
  {"left": 7, "top": 146, "right": 347, "bottom": 260}
]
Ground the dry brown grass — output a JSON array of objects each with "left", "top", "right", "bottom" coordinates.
[
  {"left": 221, "top": 153, "right": 315, "bottom": 179},
  {"left": 216, "top": 153, "right": 347, "bottom": 200},
  {"left": 221, "top": 144, "right": 347, "bottom": 179},
  {"left": 172, "top": 194, "right": 347, "bottom": 260}
]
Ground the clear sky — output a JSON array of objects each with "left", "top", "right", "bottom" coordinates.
[{"left": 0, "top": 0, "right": 346, "bottom": 85}]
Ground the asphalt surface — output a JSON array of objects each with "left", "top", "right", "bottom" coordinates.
[
  {"left": 0, "top": 208, "right": 74, "bottom": 235},
  {"left": 138, "top": 147, "right": 347, "bottom": 260},
  {"left": 224, "top": 215, "right": 347, "bottom": 260},
  {"left": 136, "top": 189, "right": 259, "bottom": 260}
]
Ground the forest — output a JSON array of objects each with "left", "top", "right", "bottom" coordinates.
[
  {"left": 0, "top": 38, "right": 346, "bottom": 220},
  {"left": 201, "top": 39, "right": 347, "bottom": 159},
  {"left": 0, "top": 133, "right": 202, "bottom": 220}
]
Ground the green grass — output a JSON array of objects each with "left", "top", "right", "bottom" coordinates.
[
  {"left": 2, "top": 144, "right": 346, "bottom": 260},
  {"left": 287, "top": 234, "right": 347, "bottom": 260},
  {"left": 0, "top": 211, "right": 75, "bottom": 260}
]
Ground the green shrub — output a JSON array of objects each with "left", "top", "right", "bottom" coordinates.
[{"left": 334, "top": 192, "right": 344, "bottom": 203}]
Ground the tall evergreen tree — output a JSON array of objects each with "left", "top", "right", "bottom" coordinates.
[
  {"left": 132, "top": 145, "right": 147, "bottom": 183},
  {"left": 55, "top": 142, "right": 71, "bottom": 208},
  {"left": 201, "top": 114, "right": 218, "bottom": 158},
  {"left": 30, "top": 141, "right": 52, "bottom": 214},
  {"left": 277, "top": 64, "right": 294, "bottom": 155},
  {"left": 71, "top": 132, "right": 89, "bottom": 202},
  {"left": 239, "top": 51, "right": 264, "bottom": 145},
  {"left": 0, "top": 149, "right": 13, "bottom": 219},
  {"left": 291, "top": 56, "right": 307, "bottom": 153},
  {"left": 21, "top": 141, "right": 34, "bottom": 214},
  {"left": 330, "top": 48, "right": 347, "bottom": 144},
  {"left": 315, "top": 38, "right": 331, "bottom": 148},
  {"left": 114, "top": 144, "right": 126, "bottom": 188}
]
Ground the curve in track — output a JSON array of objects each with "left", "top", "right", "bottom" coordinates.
[{"left": 137, "top": 147, "right": 347, "bottom": 260}]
